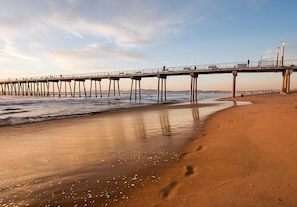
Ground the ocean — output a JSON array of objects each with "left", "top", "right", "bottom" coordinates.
[
  {"left": 0, "top": 91, "right": 235, "bottom": 206},
  {"left": 0, "top": 91, "right": 229, "bottom": 126}
]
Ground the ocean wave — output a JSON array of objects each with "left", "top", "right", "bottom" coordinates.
[
  {"left": 0, "top": 110, "right": 29, "bottom": 116},
  {"left": 0, "top": 102, "right": 157, "bottom": 126},
  {"left": 0, "top": 113, "right": 92, "bottom": 126},
  {"left": 0, "top": 92, "right": 230, "bottom": 126},
  {"left": 0, "top": 102, "right": 150, "bottom": 126},
  {"left": 3, "top": 107, "right": 23, "bottom": 111}
]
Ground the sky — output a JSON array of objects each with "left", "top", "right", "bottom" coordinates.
[{"left": 0, "top": 0, "right": 297, "bottom": 91}]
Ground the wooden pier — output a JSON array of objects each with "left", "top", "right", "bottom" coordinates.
[{"left": 1, "top": 60, "right": 296, "bottom": 101}]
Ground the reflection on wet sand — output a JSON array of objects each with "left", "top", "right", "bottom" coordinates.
[
  {"left": 160, "top": 110, "right": 171, "bottom": 136},
  {"left": 0, "top": 101, "right": 235, "bottom": 206},
  {"left": 134, "top": 114, "right": 147, "bottom": 140},
  {"left": 192, "top": 107, "right": 200, "bottom": 122}
]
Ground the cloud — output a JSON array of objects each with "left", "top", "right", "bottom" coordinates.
[
  {"left": 246, "top": 0, "right": 268, "bottom": 10},
  {"left": 44, "top": 0, "right": 200, "bottom": 47},
  {"left": 0, "top": 0, "right": 205, "bottom": 74},
  {"left": 1, "top": 43, "right": 36, "bottom": 61},
  {"left": 36, "top": 43, "right": 148, "bottom": 72},
  {"left": 75, "top": 43, "right": 148, "bottom": 62},
  {"left": 0, "top": 1, "right": 50, "bottom": 42}
]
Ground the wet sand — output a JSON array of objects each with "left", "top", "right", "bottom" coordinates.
[
  {"left": 120, "top": 92, "right": 297, "bottom": 206},
  {"left": 0, "top": 100, "right": 234, "bottom": 206}
]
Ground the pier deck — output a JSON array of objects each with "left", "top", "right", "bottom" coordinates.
[{"left": 1, "top": 60, "right": 296, "bottom": 101}]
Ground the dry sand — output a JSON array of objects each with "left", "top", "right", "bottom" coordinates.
[{"left": 119, "top": 92, "right": 297, "bottom": 207}]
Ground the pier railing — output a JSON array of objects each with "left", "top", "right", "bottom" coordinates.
[{"left": 2, "top": 59, "right": 296, "bottom": 82}]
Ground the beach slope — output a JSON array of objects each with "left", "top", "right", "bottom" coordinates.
[{"left": 122, "top": 93, "right": 297, "bottom": 206}]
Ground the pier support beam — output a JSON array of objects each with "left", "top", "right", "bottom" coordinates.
[
  {"left": 11, "top": 82, "right": 17, "bottom": 96},
  {"left": 89, "top": 79, "right": 93, "bottom": 97},
  {"left": 26, "top": 81, "right": 31, "bottom": 96},
  {"left": 157, "top": 75, "right": 167, "bottom": 102},
  {"left": 73, "top": 80, "right": 87, "bottom": 97},
  {"left": 57, "top": 81, "right": 62, "bottom": 97},
  {"left": 89, "top": 78, "right": 102, "bottom": 98},
  {"left": 232, "top": 71, "right": 238, "bottom": 98},
  {"left": 281, "top": 69, "right": 293, "bottom": 94},
  {"left": 46, "top": 81, "right": 50, "bottom": 96},
  {"left": 0, "top": 83, "right": 4, "bottom": 95},
  {"left": 80, "top": 80, "right": 87, "bottom": 97},
  {"left": 130, "top": 77, "right": 141, "bottom": 101},
  {"left": 190, "top": 72, "right": 198, "bottom": 102},
  {"left": 108, "top": 78, "right": 120, "bottom": 97},
  {"left": 97, "top": 79, "right": 103, "bottom": 97},
  {"left": 62, "top": 81, "right": 71, "bottom": 97},
  {"left": 35, "top": 81, "right": 40, "bottom": 96},
  {"left": 48, "top": 80, "right": 60, "bottom": 97},
  {"left": 39, "top": 81, "right": 44, "bottom": 96},
  {"left": 52, "top": 81, "right": 56, "bottom": 97},
  {"left": 4, "top": 83, "right": 8, "bottom": 95},
  {"left": 20, "top": 82, "right": 26, "bottom": 96}
]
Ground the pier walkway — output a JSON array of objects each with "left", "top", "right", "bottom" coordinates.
[{"left": 1, "top": 60, "right": 296, "bottom": 102}]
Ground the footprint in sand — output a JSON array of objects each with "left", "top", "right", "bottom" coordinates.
[
  {"left": 179, "top": 152, "right": 187, "bottom": 159},
  {"left": 185, "top": 165, "right": 194, "bottom": 176},
  {"left": 160, "top": 181, "right": 178, "bottom": 198},
  {"left": 196, "top": 145, "right": 203, "bottom": 151}
]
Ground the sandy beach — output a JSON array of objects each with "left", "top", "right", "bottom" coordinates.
[
  {"left": 1, "top": 92, "right": 297, "bottom": 206},
  {"left": 0, "top": 99, "right": 235, "bottom": 206},
  {"left": 119, "top": 92, "right": 297, "bottom": 206}
]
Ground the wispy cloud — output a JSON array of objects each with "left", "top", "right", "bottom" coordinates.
[
  {"left": 0, "top": 0, "right": 202, "bottom": 74},
  {"left": 45, "top": 0, "right": 199, "bottom": 47},
  {"left": 36, "top": 43, "right": 148, "bottom": 72},
  {"left": 1, "top": 43, "right": 36, "bottom": 61},
  {"left": 246, "top": 0, "right": 268, "bottom": 10}
]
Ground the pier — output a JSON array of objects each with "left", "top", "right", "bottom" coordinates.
[{"left": 1, "top": 60, "right": 296, "bottom": 101}]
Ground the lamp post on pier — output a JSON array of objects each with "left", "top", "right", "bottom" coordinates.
[{"left": 280, "top": 40, "right": 286, "bottom": 67}]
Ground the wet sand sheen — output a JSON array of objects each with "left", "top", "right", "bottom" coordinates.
[
  {"left": 0, "top": 100, "right": 234, "bottom": 206},
  {"left": 120, "top": 92, "right": 297, "bottom": 207}
]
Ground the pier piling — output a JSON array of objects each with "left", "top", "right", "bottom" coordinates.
[
  {"left": 281, "top": 69, "right": 293, "bottom": 94},
  {"left": 130, "top": 77, "right": 142, "bottom": 101},
  {"left": 108, "top": 78, "right": 120, "bottom": 97},
  {"left": 157, "top": 75, "right": 167, "bottom": 102},
  {"left": 232, "top": 71, "right": 238, "bottom": 98},
  {"left": 190, "top": 73, "right": 198, "bottom": 102}
]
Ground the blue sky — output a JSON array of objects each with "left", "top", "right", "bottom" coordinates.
[{"left": 0, "top": 0, "right": 297, "bottom": 91}]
